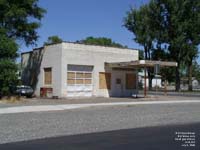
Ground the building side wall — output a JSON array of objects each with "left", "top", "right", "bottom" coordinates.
[
  {"left": 21, "top": 44, "right": 62, "bottom": 97},
  {"left": 36, "top": 45, "right": 62, "bottom": 97}
]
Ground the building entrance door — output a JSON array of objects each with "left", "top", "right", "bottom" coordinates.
[{"left": 113, "top": 72, "right": 124, "bottom": 97}]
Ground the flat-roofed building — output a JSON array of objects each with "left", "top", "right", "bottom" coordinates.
[{"left": 21, "top": 42, "right": 139, "bottom": 98}]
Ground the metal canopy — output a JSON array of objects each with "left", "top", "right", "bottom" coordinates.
[
  {"left": 105, "top": 60, "right": 177, "bottom": 98},
  {"left": 105, "top": 60, "right": 177, "bottom": 68}
]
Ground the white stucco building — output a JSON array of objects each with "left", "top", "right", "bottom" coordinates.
[{"left": 21, "top": 42, "right": 139, "bottom": 98}]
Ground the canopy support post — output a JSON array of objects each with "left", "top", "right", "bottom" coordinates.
[{"left": 144, "top": 66, "right": 147, "bottom": 97}]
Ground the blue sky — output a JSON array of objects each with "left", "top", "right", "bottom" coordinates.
[
  {"left": 20, "top": 0, "right": 199, "bottom": 63},
  {"left": 20, "top": 0, "right": 149, "bottom": 52}
]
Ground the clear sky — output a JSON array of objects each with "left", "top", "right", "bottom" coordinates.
[
  {"left": 20, "top": 0, "right": 149, "bottom": 53},
  {"left": 20, "top": 0, "right": 199, "bottom": 63}
]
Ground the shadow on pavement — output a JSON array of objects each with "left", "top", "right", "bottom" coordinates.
[{"left": 0, "top": 123, "right": 199, "bottom": 150}]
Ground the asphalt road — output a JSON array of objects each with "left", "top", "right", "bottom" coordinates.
[
  {"left": 0, "top": 102, "right": 200, "bottom": 148},
  {"left": 0, "top": 123, "right": 199, "bottom": 150}
]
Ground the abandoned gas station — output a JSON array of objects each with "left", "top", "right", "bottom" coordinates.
[
  {"left": 106, "top": 60, "right": 177, "bottom": 97},
  {"left": 21, "top": 42, "right": 177, "bottom": 98}
]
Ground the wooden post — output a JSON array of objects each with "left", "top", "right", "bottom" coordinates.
[
  {"left": 164, "top": 68, "right": 167, "bottom": 96},
  {"left": 144, "top": 66, "right": 147, "bottom": 97},
  {"left": 164, "top": 79, "right": 167, "bottom": 96}
]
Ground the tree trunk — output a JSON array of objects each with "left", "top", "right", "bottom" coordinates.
[
  {"left": 148, "top": 70, "right": 153, "bottom": 90},
  {"left": 175, "top": 63, "right": 180, "bottom": 91},
  {"left": 188, "top": 64, "right": 193, "bottom": 91},
  {"left": 144, "top": 46, "right": 148, "bottom": 60},
  {"left": 146, "top": 46, "right": 152, "bottom": 90}
]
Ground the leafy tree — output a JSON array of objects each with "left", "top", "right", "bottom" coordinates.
[
  {"left": 77, "top": 36, "right": 127, "bottom": 48},
  {"left": 0, "top": 0, "right": 45, "bottom": 95},
  {"left": 44, "top": 35, "right": 63, "bottom": 45},
  {"left": 0, "top": 0, "right": 46, "bottom": 45},
  {"left": 151, "top": 48, "right": 176, "bottom": 83},
  {"left": 192, "top": 61, "right": 200, "bottom": 81},
  {"left": 183, "top": 46, "right": 198, "bottom": 91},
  {"left": 124, "top": 5, "right": 152, "bottom": 60},
  {"left": 124, "top": 2, "right": 163, "bottom": 89},
  {"left": 139, "top": 50, "right": 144, "bottom": 60},
  {"left": 124, "top": 0, "right": 200, "bottom": 91},
  {"left": 160, "top": 0, "right": 200, "bottom": 91},
  {"left": 0, "top": 31, "right": 18, "bottom": 95},
  {"left": 0, "top": 30, "right": 18, "bottom": 59}
]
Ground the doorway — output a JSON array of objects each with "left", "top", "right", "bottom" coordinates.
[{"left": 112, "top": 72, "right": 124, "bottom": 97}]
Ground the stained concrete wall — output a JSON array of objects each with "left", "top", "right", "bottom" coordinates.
[
  {"left": 22, "top": 44, "right": 62, "bottom": 97},
  {"left": 61, "top": 43, "right": 138, "bottom": 97}
]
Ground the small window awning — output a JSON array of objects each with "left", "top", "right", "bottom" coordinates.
[{"left": 105, "top": 60, "right": 177, "bottom": 68}]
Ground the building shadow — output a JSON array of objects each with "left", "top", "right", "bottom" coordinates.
[{"left": 1, "top": 122, "right": 199, "bottom": 150}]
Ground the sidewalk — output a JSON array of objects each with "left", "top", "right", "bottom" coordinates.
[
  {"left": 1, "top": 94, "right": 199, "bottom": 108},
  {"left": 147, "top": 91, "right": 200, "bottom": 97},
  {"left": 0, "top": 100, "right": 200, "bottom": 115}
]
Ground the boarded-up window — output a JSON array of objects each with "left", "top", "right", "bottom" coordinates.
[
  {"left": 76, "top": 79, "right": 84, "bottom": 84},
  {"left": 67, "top": 72, "right": 75, "bottom": 84},
  {"left": 99, "top": 72, "right": 111, "bottom": 89},
  {"left": 67, "top": 79, "right": 75, "bottom": 84},
  {"left": 76, "top": 72, "right": 84, "bottom": 78},
  {"left": 85, "top": 79, "right": 92, "bottom": 84},
  {"left": 84, "top": 73, "right": 92, "bottom": 78},
  {"left": 67, "top": 72, "right": 92, "bottom": 85},
  {"left": 126, "top": 73, "right": 136, "bottom": 89},
  {"left": 44, "top": 68, "right": 52, "bottom": 85},
  {"left": 67, "top": 72, "right": 75, "bottom": 79}
]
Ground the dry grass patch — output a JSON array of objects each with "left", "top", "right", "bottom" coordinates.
[{"left": 0, "top": 96, "right": 25, "bottom": 103}]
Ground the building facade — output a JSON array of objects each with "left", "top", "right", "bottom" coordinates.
[{"left": 21, "top": 42, "right": 138, "bottom": 98}]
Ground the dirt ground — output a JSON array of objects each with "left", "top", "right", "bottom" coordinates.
[{"left": 0, "top": 94, "right": 199, "bottom": 108}]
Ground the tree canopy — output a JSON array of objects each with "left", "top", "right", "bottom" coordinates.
[
  {"left": 124, "top": 0, "right": 200, "bottom": 91},
  {"left": 124, "top": 2, "right": 165, "bottom": 89},
  {"left": 0, "top": 0, "right": 46, "bottom": 45},
  {"left": 163, "top": 0, "right": 200, "bottom": 90},
  {"left": 0, "top": 0, "right": 45, "bottom": 96},
  {"left": 0, "top": 31, "right": 18, "bottom": 95},
  {"left": 124, "top": 5, "right": 153, "bottom": 60},
  {"left": 77, "top": 37, "right": 127, "bottom": 48},
  {"left": 0, "top": 30, "right": 18, "bottom": 60}
]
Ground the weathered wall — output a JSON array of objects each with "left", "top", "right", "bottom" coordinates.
[
  {"left": 22, "top": 42, "right": 139, "bottom": 98},
  {"left": 22, "top": 44, "right": 62, "bottom": 97},
  {"left": 61, "top": 43, "right": 138, "bottom": 97}
]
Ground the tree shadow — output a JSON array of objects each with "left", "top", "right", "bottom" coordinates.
[{"left": 21, "top": 47, "right": 44, "bottom": 90}]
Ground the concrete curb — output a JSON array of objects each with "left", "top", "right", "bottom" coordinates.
[{"left": 0, "top": 100, "right": 200, "bottom": 115}]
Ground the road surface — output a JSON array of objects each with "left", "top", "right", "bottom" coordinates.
[{"left": 0, "top": 102, "right": 200, "bottom": 149}]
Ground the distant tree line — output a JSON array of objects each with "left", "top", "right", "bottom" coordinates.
[
  {"left": 44, "top": 36, "right": 63, "bottom": 45},
  {"left": 43, "top": 36, "right": 128, "bottom": 49},
  {"left": 76, "top": 36, "right": 128, "bottom": 48}
]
